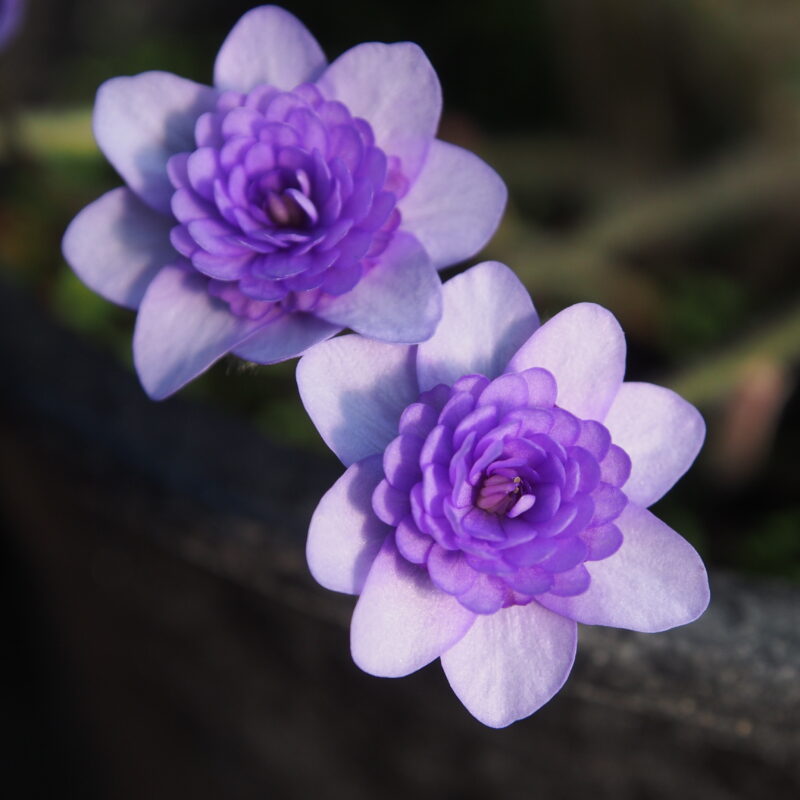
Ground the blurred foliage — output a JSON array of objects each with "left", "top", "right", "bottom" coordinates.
[
  {"left": 1, "top": 0, "right": 800, "bottom": 580},
  {"left": 736, "top": 507, "right": 800, "bottom": 582}
]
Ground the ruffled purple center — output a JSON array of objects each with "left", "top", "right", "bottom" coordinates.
[
  {"left": 167, "top": 82, "right": 407, "bottom": 320},
  {"left": 372, "top": 369, "right": 632, "bottom": 614}
]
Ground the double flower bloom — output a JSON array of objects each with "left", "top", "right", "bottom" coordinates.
[{"left": 62, "top": 6, "right": 710, "bottom": 727}]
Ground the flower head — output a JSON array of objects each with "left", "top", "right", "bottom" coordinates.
[
  {"left": 299, "top": 262, "right": 709, "bottom": 728},
  {"left": 63, "top": 6, "right": 506, "bottom": 399},
  {"left": 0, "top": 0, "right": 24, "bottom": 51}
]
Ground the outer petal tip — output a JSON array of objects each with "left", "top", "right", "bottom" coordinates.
[
  {"left": 296, "top": 334, "right": 418, "bottom": 466},
  {"left": 93, "top": 71, "right": 217, "bottom": 213},
  {"left": 62, "top": 187, "right": 175, "bottom": 310},
  {"left": 317, "top": 41, "right": 441, "bottom": 180},
  {"left": 351, "top": 538, "right": 475, "bottom": 678},
  {"left": 417, "top": 261, "right": 539, "bottom": 389},
  {"left": 317, "top": 232, "right": 442, "bottom": 345},
  {"left": 400, "top": 140, "right": 508, "bottom": 269},
  {"left": 133, "top": 262, "right": 262, "bottom": 400},
  {"left": 506, "top": 302, "right": 626, "bottom": 421},
  {"left": 538, "top": 503, "right": 710, "bottom": 633},
  {"left": 603, "top": 382, "right": 706, "bottom": 507},
  {"left": 214, "top": 5, "right": 327, "bottom": 92},
  {"left": 441, "top": 602, "right": 577, "bottom": 727},
  {"left": 306, "top": 455, "right": 390, "bottom": 595}
]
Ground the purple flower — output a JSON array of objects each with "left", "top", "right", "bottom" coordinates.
[
  {"left": 298, "top": 262, "right": 709, "bottom": 728},
  {"left": 0, "top": 0, "right": 24, "bottom": 51},
  {"left": 62, "top": 6, "right": 506, "bottom": 399}
]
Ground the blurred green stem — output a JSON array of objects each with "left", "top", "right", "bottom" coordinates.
[{"left": 3, "top": 107, "right": 97, "bottom": 159}]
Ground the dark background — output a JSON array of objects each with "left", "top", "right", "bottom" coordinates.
[{"left": 1, "top": 1, "right": 799, "bottom": 797}]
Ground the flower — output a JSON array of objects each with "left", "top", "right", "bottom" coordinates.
[
  {"left": 298, "top": 261, "right": 709, "bottom": 728},
  {"left": 62, "top": 6, "right": 506, "bottom": 400},
  {"left": 0, "top": 0, "right": 24, "bottom": 51}
]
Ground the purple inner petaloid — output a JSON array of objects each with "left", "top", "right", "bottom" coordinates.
[
  {"left": 371, "top": 368, "right": 633, "bottom": 615},
  {"left": 167, "top": 82, "right": 408, "bottom": 321}
]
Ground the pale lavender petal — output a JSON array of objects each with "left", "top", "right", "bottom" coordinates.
[
  {"left": 538, "top": 503, "right": 709, "bottom": 632},
  {"left": 317, "top": 42, "right": 441, "bottom": 180},
  {"left": 440, "top": 602, "right": 577, "bottom": 728},
  {"left": 316, "top": 232, "right": 442, "bottom": 343},
  {"left": 297, "top": 334, "right": 418, "bottom": 466},
  {"left": 307, "top": 454, "right": 390, "bottom": 595},
  {"left": 62, "top": 187, "right": 174, "bottom": 309},
  {"left": 399, "top": 140, "right": 507, "bottom": 269},
  {"left": 94, "top": 72, "right": 217, "bottom": 213},
  {"left": 231, "top": 313, "right": 339, "bottom": 363},
  {"left": 214, "top": 5, "right": 327, "bottom": 93},
  {"left": 506, "top": 303, "right": 625, "bottom": 421},
  {"left": 351, "top": 538, "right": 475, "bottom": 677},
  {"left": 602, "top": 382, "right": 705, "bottom": 507},
  {"left": 417, "top": 262, "right": 540, "bottom": 390},
  {"left": 133, "top": 262, "right": 263, "bottom": 399}
]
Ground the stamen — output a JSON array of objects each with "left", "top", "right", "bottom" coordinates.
[
  {"left": 476, "top": 473, "right": 524, "bottom": 515},
  {"left": 266, "top": 188, "right": 317, "bottom": 228},
  {"left": 267, "top": 190, "right": 292, "bottom": 226}
]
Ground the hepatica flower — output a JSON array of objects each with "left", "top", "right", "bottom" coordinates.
[
  {"left": 299, "top": 262, "right": 709, "bottom": 728},
  {"left": 62, "top": 6, "right": 505, "bottom": 399}
]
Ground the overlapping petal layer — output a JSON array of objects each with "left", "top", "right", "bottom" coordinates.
[
  {"left": 64, "top": 6, "right": 507, "bottom": 398},
  {"left": 167, "top": 80, "right": 408, "bottom": 318},
  {"left": 301, "top": 261, "right": 710, "bottom": 728},
  {"left": 371, "top": 367, "right": 630, "bottom": 614}
]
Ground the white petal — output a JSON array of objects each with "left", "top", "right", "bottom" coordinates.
[
  {"left": 232, "top": 313, "right": 339, "bottom": 363},
  {"left": 297, "top": 334, "right": 418, "bottom": 466},
  {"left": 603, "top": 382, "right": 705, "bottom": 506},
  {"left": 417, "top": 262, "right": 539, "bottom": 390},
  {"left": 133, "top": 263, "right": 263, "bottom": 399},
  {"left": 351, "top": 539, "right": 475, "bottom": 677},
  {"left": 316, "top": 232, "right": 441, "bottom": 344},
  {"left": 307, "top": 455, "right": 390, "bottom": 595},
  {"left": 214, "top": 6, "right": 327, "bottom": 92},
  {"left": 538, "top": 503, "right": 710, "bottom": 632},
  {"left": 94, "top": 71, "right": 217, "bottom": 213},
  {"left": 62, "top": 187, "right": 174, "bottom": 309},
  {"left": 400, "top": 140, "right": 507, "bottom": 269},
  {"left": 317, "top": 42, "right": 441, "bottom": 180},
  {"left": 441, "top": 602, "right": 577, "bottom": 728},
  {"left": 506, "top": 303, "right": 625, "bottom": 421}
]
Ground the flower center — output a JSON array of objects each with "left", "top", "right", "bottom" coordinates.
[
  {"left": 371, "top": 370, "right": 633, "bottom": 615},
  {"left": 477, "top": 472, "right": 522, "bottom": 515},
  {"left": 263, "top": 168, "right": 318, "bottom": 229},
  {"left": 166, "top": 82, "right": 408, "bottom": 320}
]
